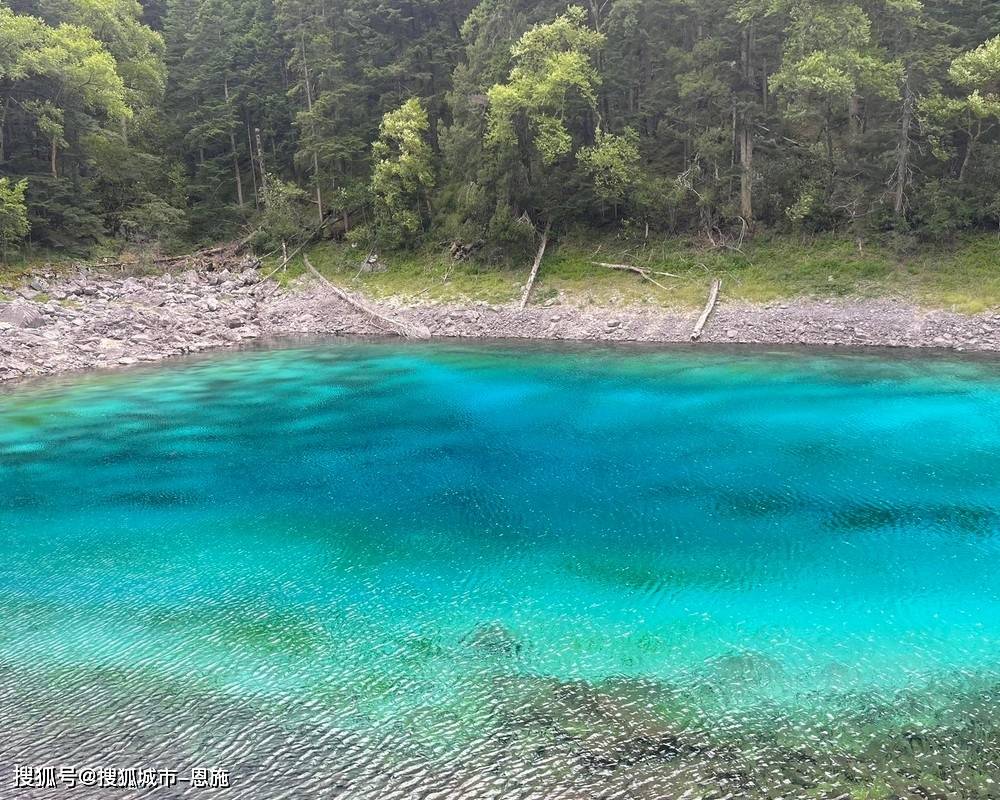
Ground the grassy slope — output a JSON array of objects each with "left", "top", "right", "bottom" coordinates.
[
  {"left": 278, "top": 232, "right": 1000, "bottom": 314},
  {"left": 4, "top": 232, "right": 1000, "bottom": 313}
]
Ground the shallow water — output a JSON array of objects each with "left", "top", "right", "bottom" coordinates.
[{"left": 2, "top": 340, "right": 1000, "bottom": 798}]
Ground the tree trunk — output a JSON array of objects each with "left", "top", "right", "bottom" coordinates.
[
  {"left": 519, "top": 222, "right": 552, "bottom": 310},
  {"left": 300, "top": 32, "right": 324, "bottom": 224},
  {"left": 761, "top": 57, "right": 768, "bottom": 112},
  {"left": 586, "top": 0, "right": 607, "bottom": 31},
  {"left": 0, "top": 97, "right": 8, "bottom": 164},
  {"left": 302, "top": 254, "right": 431, "bottom": 339},
  {"left": 849, "top": 95, "right": 862, "bottom": 138},
  {"left": 740, "top": 123, "right": 753, "bottom": 223},
  {"left": 246, "top": 119, "right": 259, "bottom": 207},
  {"left": 824, "top": 107, "right": 834, "bottom": 161},
  {"left": 230, "top": 130, "right": 244, "bottom": 207},
  {"left": 731, "top": 103, "right": 738, "bottom": 169},
  {"left": 255, "top": 127, "right": 268, "bottom": 199},
  {"left": 958, "top": 119, "right": 981, "bottom": 183},
  {"left": 739, "top": 21, "right": 754, "bottom": 225},
  {"left": 50, "top": 139, "right": 57, "bottom": 178},
  {"left": 893, "top": 74, "right": 914, "bottom": 217},
  {"left": 224, "top": 77, "right": 244, "bottom": 208},
  {"left": 691, "top": 278, "right": 722, "bottom": 341}
]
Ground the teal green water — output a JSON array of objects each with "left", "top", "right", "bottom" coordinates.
[{"left": 2, "top": 341, "right": 1000, "bottom": 798}]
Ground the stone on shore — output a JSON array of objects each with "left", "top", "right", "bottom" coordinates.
[
  {"left": 5, "top": 263, "right": 1000, "bottom": 385},
  {"left": 0, "top": 299, "right": 44, "bottom": 329}
]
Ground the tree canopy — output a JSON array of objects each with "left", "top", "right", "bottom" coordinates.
[{"left": 2, "top": 0, "right": 1000, "bottom": 259}]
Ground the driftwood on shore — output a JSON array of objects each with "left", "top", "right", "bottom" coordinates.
[
  {"left": 591, "top": 262, "right": 679, "bottom": 293},
  {"left": 6, "top": 262, "right": 1000, "bottom": 385},
  {"left": 82, "top": 229, "right": 264, "bottom": 273},
  {"left": 85, "top": 244, "right": 248, "bottom": 272},
  {"left": 89, "top": 213, "right": 350, "bottom": 280},
  {"left": 691, "top": 278, "right": 722, "bottom": 341},
  {"left": 302, "top": 254, "right": 431, "bottom": 339},
  {"left": 519, "top": 222, "right": 552, "bottom": 310},
  {"left": 255, "top": 212, "right": 371, "bottom": 294},
  {"left": 256, "top": 237, "right": 316, "bottom": 286}
]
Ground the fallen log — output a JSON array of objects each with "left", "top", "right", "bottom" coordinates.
[
  {"left": 302, "top": 254, "right": 431, "bottom": 339},
  {"left": 591, "top": 261, "right": 679, "bottom": 293},
  {"left": 256, "top": 237, "right": 317, "bottom": 286},
  {"left": 591, "top": 262, "right": 680, "bottom": 278},
  {"left": 519, "top": 221, "right": 551, "bottom": 310},
  {"left": 255, "top": 212, "right": 347, "bottom": 289},
  {"left": 83, "top": 242, "right": 249, "bottom": 272},
  {"left": 691, "top": 278, "right": 721, "bottom": 341},
  {"left": 154, "top": 246, "right": 227, "bottom": 264}
]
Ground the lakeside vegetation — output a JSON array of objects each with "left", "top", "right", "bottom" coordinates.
[
  {"left": 6, "top": 229, "right": 1000, "bottom": 316},
  {"left": 3, "top": 0, "right": 1000, "bottom": 299},
  {"left": 260, "top": 232, "right": 1000, "bottom": 313}
]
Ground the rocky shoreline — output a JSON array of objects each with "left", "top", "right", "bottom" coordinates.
[{"left": 4, "top": 265, "right": 1000, "bottom": 383}]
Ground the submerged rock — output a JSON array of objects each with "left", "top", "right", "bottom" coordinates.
[
  {"left": 462, "top": 621, "right": 523, "bottom": 658},
  {"left": 490, "top": 673, "right": 717, "bottom": 780},
  {"left": 707, "top": 649, "right": 784, "bottom": 687}
]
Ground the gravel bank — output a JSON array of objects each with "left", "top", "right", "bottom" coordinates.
[{"left": 3, "top": 267, "right": 1000, "bottom": 383}]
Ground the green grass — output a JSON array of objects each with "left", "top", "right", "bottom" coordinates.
[
  {"left": 275, "top": 232, "right": 1000, "bottom": 313},
  {"left": 0, "top": 248, "right": 84, "bottom": 289},
  {"left": 271, "top": 242, "right": 521, "bottom": 304},
  {"left": 7, "top": 231, "right": 1000, "bottom": 313}
]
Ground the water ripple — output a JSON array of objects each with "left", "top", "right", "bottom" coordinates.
[{"left": 3, "top": 341, "right": 1000, "bottom": 797}]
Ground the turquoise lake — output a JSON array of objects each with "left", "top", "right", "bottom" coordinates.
[{"left": 2, "top": 340, "right": 1000, "bottom": 798}]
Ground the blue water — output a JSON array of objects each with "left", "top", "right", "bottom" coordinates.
[{"left": 2, "top": 341, "right": 1000, "bottom": 798}]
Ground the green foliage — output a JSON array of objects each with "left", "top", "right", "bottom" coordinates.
[
  {"left": 0, "top": 178, "right": 31, "bottom": 260},
  {"left": 785, "top": 182, "right": 841, "bottom": 232},
  {"left": 371, "top": 98, "right": 435, "bottom": 248},
  {"left": 909, "top": 178, "right": 974, "bottom": 239},
  {"left": 252, "top": 176, "right": 309, "bottom": 252},
  {"left": 456, "top": 4, "right": 608, "bottom": 248},
  {"left": 0, "top": 0, "right": 177, "bottom": 249},
  {"left": 486, "top": 6, "right": 603, "bottom": 165},
  {"left": 4, "top": 0, "right": 1000, "bottom": 259},
  {"left": 941, "top": 36, "right": 1000, "bottom": 131},
  {"left": 950, "top": 35, "right": 1000, "bottom": 94},
  {"left": 483, "top": 202, "right": 537, "bottom": 263},
  {"left": 0, "top": 10, "right": 132, "bottom": 121},
  {"left": 771, "top": 0, "right": 900, "bottom": 154},
  {"left": 577, "top": 128, "right": 641, "bottom": 209}
]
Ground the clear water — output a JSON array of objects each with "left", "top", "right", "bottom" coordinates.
[{"left": 2, "top": 340, "right": 1000, "bottom": 798}]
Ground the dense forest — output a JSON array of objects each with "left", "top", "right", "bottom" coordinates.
[{"left": 2, "top": 0, "right": 1000, "bottom": 262}]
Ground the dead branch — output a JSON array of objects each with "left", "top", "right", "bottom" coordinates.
[
  {"left": 255, "top": 212, "right": 343, "bottom": 289},
  {"left": 519, "top": 221, "right": 551, "bottom": 310},
  {"left": 591, "top": 262, "right": 679, "bottom": 294},
  {"left": 591, "top": 262, "right": 680, "bottom": 278}
]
